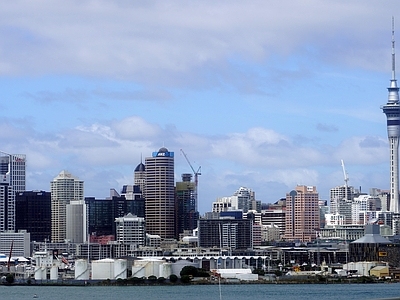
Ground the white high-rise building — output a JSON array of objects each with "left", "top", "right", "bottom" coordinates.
[
  {"left": 115, "top": 213, "right": 145, "bottom": 246},
  {"left": 0, "top": 152, "right": 26, "bottom": 232},
  {"left": 329, "top": 185, "right": 353, "bottom": 214},
  {"left": 51, "top": 170, "right": 84, "bottom": 242}
]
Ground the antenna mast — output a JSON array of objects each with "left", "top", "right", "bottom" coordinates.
[{"left": 393, "top": 16, "right": 396, "bottom": 81}]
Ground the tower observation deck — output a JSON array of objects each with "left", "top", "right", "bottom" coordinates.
[{"left": 382, "top": 18, "right": 400, "bottom": 213}]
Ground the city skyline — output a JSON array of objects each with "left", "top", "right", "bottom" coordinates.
[{"left": 0, "top": 2, "right": 399, "bottom": 213}]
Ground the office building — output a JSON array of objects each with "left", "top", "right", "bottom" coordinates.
[
  {"left": 145, "top": 147, "right": 175, "bottom": 239},
  {"left": 176, "top": 173, "right": 199, "bottom": 235},
  {"left": 120, "top": 185, "right": 145, "bottom": 218},
  {"left": 134, "top": 161, "right": 146, "bottom": 197},
  {"left": 212, "top": 187, "right": 261, "bottom": 214},
  {"left": 15, "top": 190, "right": 51, "bottom": 242},
  {"left": 261, "top": 209, "right": 285, "bottom": 237},
  {"left": 0, "top": 230, "right": 30, "bottom": 257},
  {"left": 115, "top": 213, "right": 146, "bottom": 246},
  {"left": 50, "top": 170, "right": 84, "bottom": 242},
  {"left": 66, "top": 200, "right": 86, "bottom": 243},
  {"left": 330, "top": 185, "right": 354, "bottom": 225},
  {"left": 382, "top": 21, "right": 400, "bottom": 213},
  {"left": 198, "top": 218, "right": 253, "bottom": 250},
  {"left": 85, "top": 189, "right": 142, "bottom": 239},
  {"left": 284, "top": 185, "right": 320, "bottom": 242},
  {"left": 212, "top": 197, "right": 232, "bottom": 213},
  {"left": 0, "top": 152, "right": 26, "bottom": 232},
  {"left": 231, "top": 186, "right": 260, "bottom": 213}
]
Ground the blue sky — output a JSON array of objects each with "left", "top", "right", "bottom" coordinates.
[{"left": 0, "top": 1, "right": 398, "bottom": 212}]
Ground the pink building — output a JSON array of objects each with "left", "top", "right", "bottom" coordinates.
[{"left": 284, "top": 185, "right": 320, "bottom": 243}]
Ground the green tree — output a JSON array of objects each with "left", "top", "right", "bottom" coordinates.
[
  {"left": 169, "top": 274, "right": 178, "bottom": 283},
  {"left": 180, "top": 266, "right": 198, "bottom": 277},
  {"left": 5, "top": 274, "right": 14, "bottom": 284},
  {"left": 252, "top": 268, "right": 265, "bottom": 276},
  {"left": 197, "top": 268, "right": 210, "bottom": 277},
  {"left": 180, "top": 275, "right": 191, "bottom": 283},
  {"left": 157, "top": 277, "right": 166, "bottom": 283}
]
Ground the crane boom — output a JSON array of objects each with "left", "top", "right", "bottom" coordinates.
[
  {"left": 180, "top": 149, "right": 201, "bottom": 211},
  {"left": 7, "top": 240, "right": 13, "bottom": 271},
  {"left": 341, "top": 159, "right": 349, "bottom": 200}
]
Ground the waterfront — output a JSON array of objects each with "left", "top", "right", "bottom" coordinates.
[{"left": 1, "top": 283, "right": 400, "bottom": 300}]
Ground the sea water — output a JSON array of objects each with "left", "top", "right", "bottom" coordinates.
[{"left": 1, "top": 283, "right": 400, "bottom": 300}]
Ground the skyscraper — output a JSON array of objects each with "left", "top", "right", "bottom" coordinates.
[
  {"left": 176, "top": 173, "right": 199, "bottom": 235},
  {"left": 198, "top": 218, "right": 253, "bottom": 250},
  {"left": 283, "top": 185, "right": 320, "bottom": 242},
  {"left": 85, "top": 189, "right": 143, "bottom": 239},
  {"left": 66, "top": 200, "right": 86, "bottom": 243},
  {"left": 134, "top": 161, "right": 146, "bottom": 196},
  {"left": 50, "top": 170, "right": 84, "bottom": 242},
  {"left": 382, "top": 19, "right": 400, "bottom": 213},
  {"left": 15, "top": 190, "right": 51, "bottom": 242},
  {"left": 145, "top": 147, "right": 175, "bottom": 239},
  {"left": 0, "top": 152, "right": 26, "bottom": 232}
]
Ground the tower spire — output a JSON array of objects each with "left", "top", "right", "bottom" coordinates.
[
  {"left": 389, "top": 17, "right": 400, "bottom": 104},
  {"left": 392, "top": 17, "right": 396, "bottom": 80}
]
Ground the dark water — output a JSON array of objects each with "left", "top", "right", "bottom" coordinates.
[{"left": 1, "top": 283, "right": 400, "bottom": 300}]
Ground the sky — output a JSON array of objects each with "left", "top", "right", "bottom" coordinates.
[{"left": 0, "top": 0, "right": 399, "bottom": 213}]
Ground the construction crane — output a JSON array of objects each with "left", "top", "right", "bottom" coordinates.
[
  {"left": 341, "top": 159, "right": 349, "bottom": 200},
  {"left": 180, "top": 149, "right": 201, "bottom": 211}
]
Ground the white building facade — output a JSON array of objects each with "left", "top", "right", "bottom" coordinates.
[
  {"left": 51, "top": 170, "right": 84, "bottom": 243},
  {"left": 0, "top": 152, "right": 26, "bottom": 232},
  {"left": 115, "top": 213, "right": 146, "bottom": 246}
]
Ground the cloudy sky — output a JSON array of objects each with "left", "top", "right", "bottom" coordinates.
[{"left": 0, "top": 1, "right": 398, "bottom": 212}]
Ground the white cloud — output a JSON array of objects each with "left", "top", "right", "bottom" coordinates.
[
  {"left": 0, "top": 1, "right": 395, "bottom": 212},
  {"left": 111, "top": 117, "right": 161, "bottom": 140},
  {"left": 0, "top": 1, "right": 395, "bottom": 82}
]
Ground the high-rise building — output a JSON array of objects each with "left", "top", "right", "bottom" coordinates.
[
  {"left": 145, "top": 147, "right": 175, "bottom": 239},
  {"left": 115, "top": 213, "right": 146, "bottom": 246},
  {"left": 382, "top": 20, "right": 400, "bottom": 213},
  {"left": 329, "top": 185, "right": 354, "bottom": 214},
  {"left": 85, "top": 190, "right": 142, "bottom": 239},
  {"left": 284, "top": 185, "right": 320, "bottom": 242},
  {"left": 176, "top": 173, "right": 199, "bottom": 235},
  {"left": 198, "top": 218, "right": 253, "bottom": 250},
  {"left": 50, "top": 170, "right": 84, "bottom": 242},
  {"left": 66, "top": 200, "right": 86, "bottom": 243},
  {"left": 0, "top": 152, "right": 26, "bottom": 232},
  {"left": 261, "top": 209, "right": 286, "bottom": 237},
  {"left": 134, "top": 162, "right": 146, "bottom": 197},
  {"left": 15, "top": 190, "right": 51, "bottom": 242},
  {"left": 120, "top": 185, "right": 145, "bottom": 218}
]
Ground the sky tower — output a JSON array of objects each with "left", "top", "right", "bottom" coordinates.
[{"left": 382, "top": 18, "right": 400, "bottom": 213}]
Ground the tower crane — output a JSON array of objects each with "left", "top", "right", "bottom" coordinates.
[
  {"left": 180, "top": 149, "right": 201, "bottom": 211},
  {"left": 341, "top": 159, "right": 349, "bottom": 200}
]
